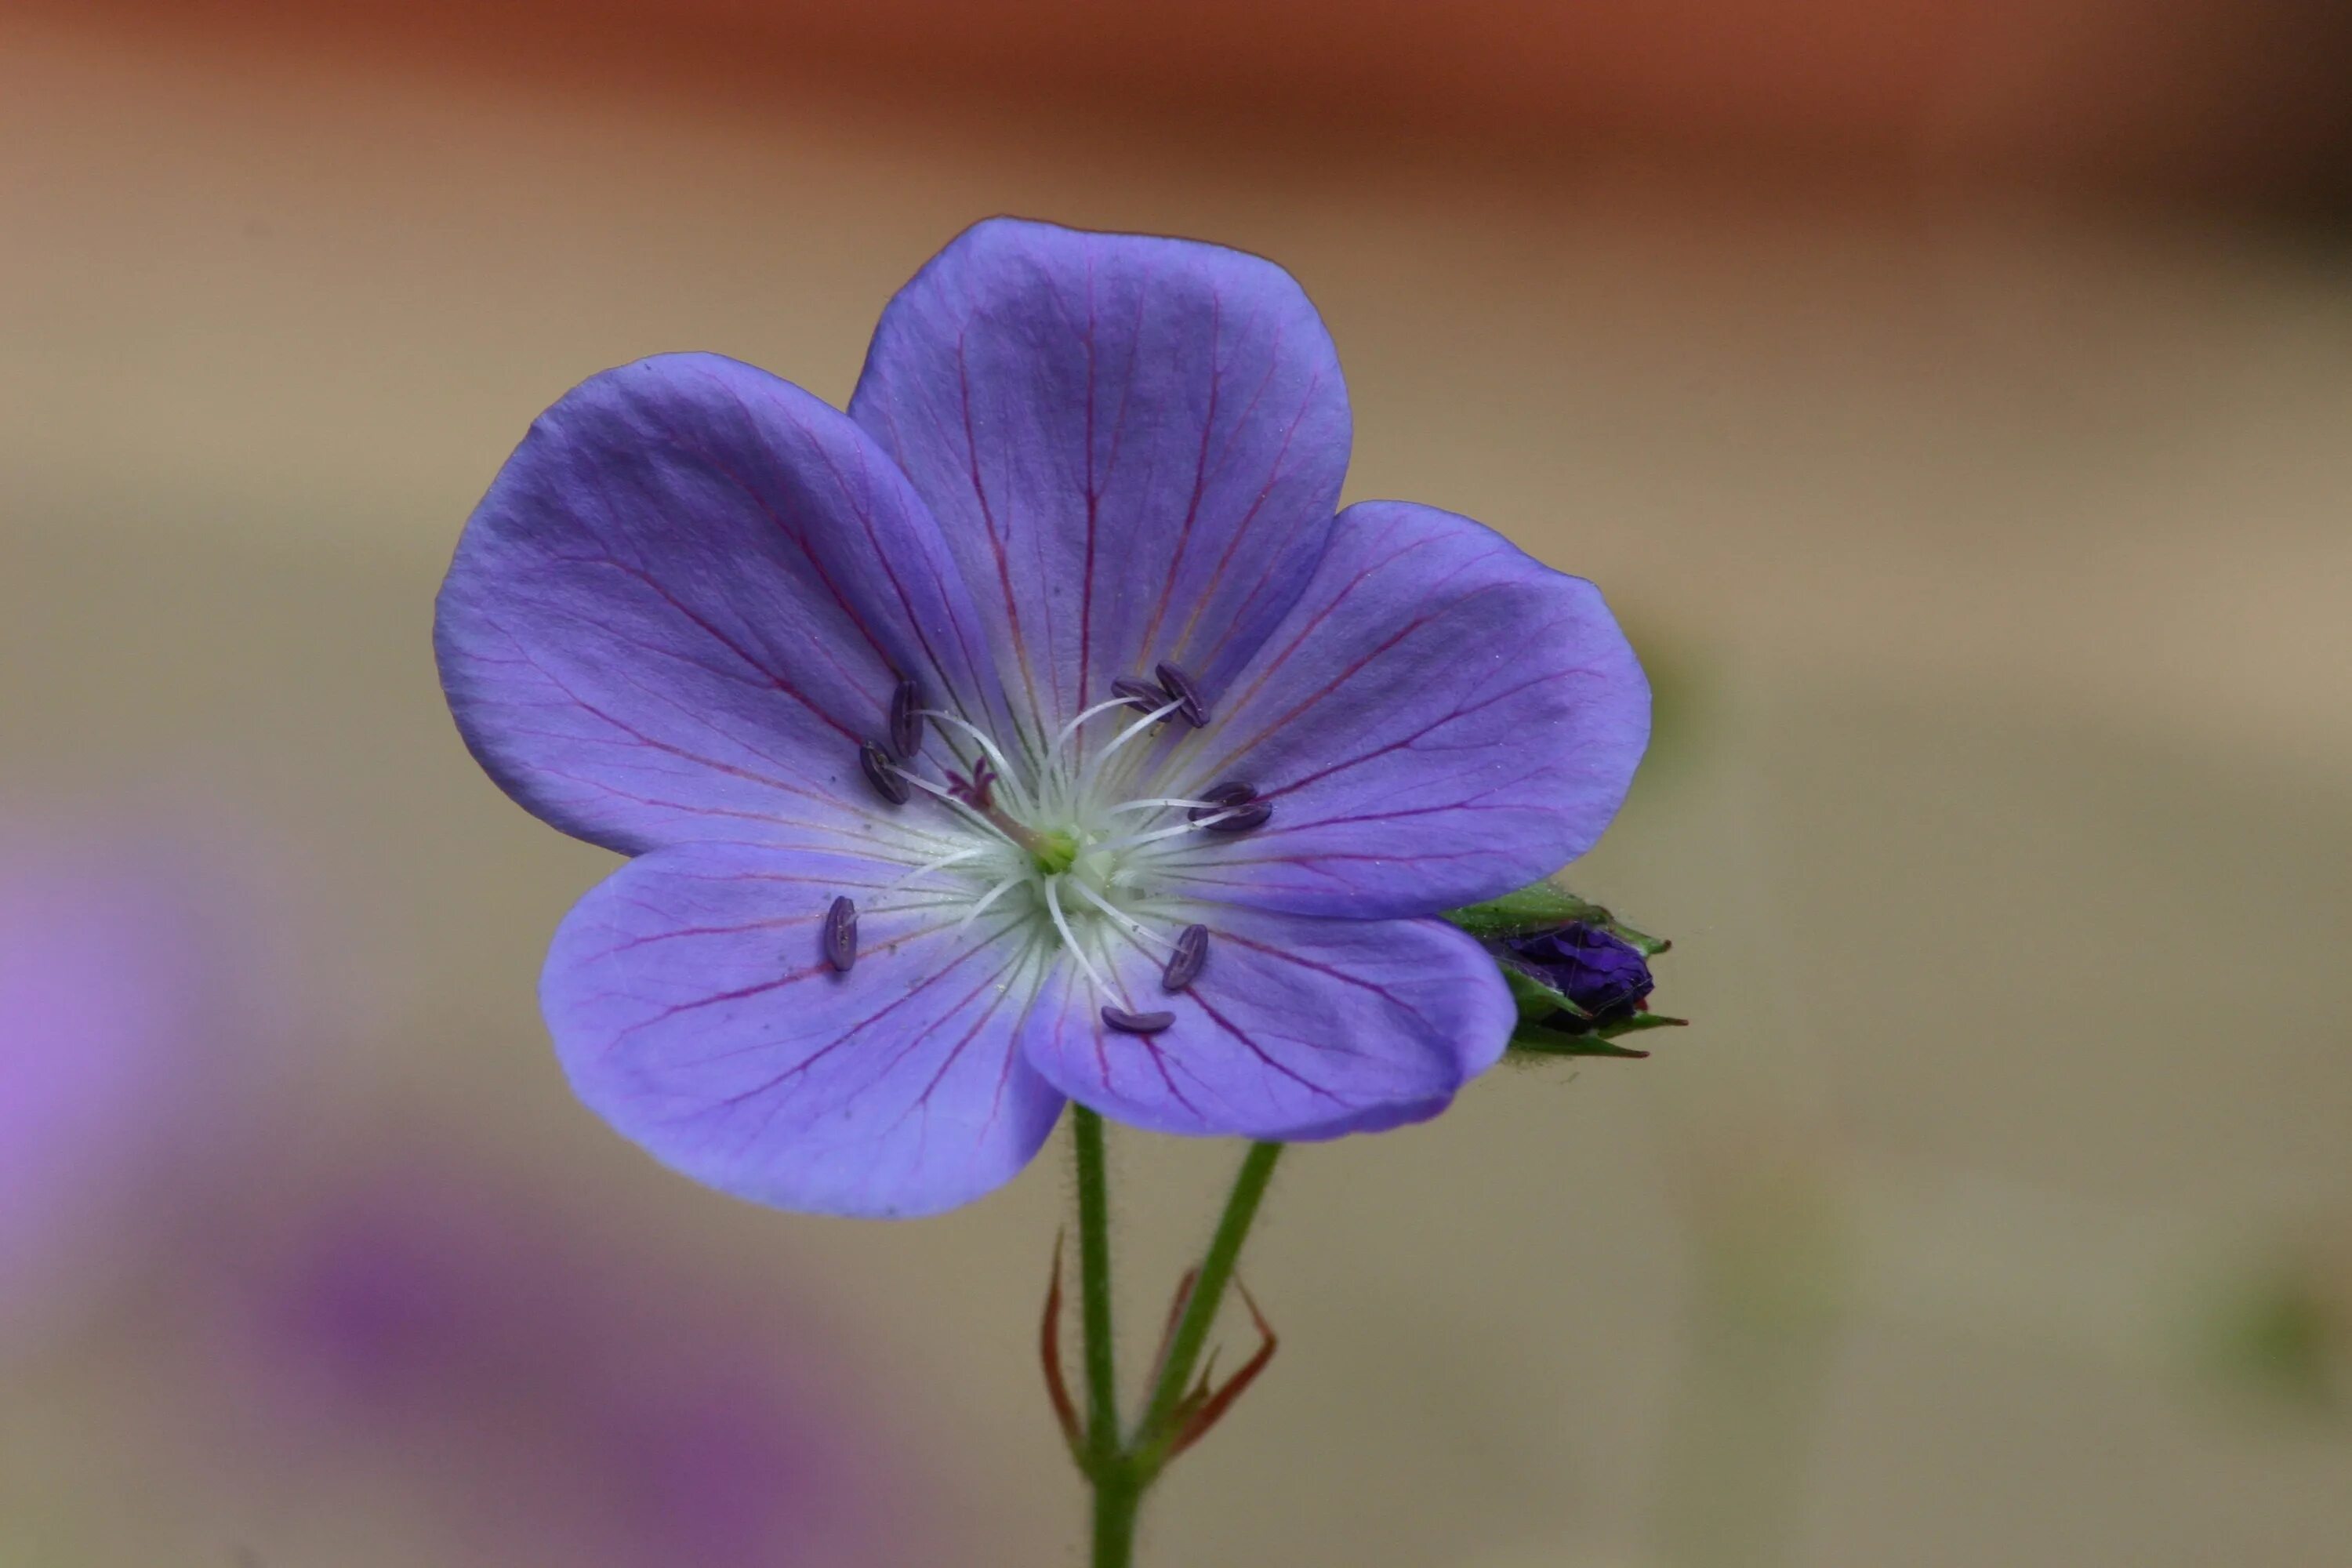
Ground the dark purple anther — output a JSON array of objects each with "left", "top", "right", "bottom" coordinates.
[
  {"left": 858, "top": 740, "right": 909, "bottom": 805},
  {"left": 1101, "top": 1005, "right": 1175, "bottom": 1035},
  {"left": 1160, "top": 924, "right": 1209, "bottom": 993},
  {"left": 1111, "top": 677, "right": 1170, "bottom": 713},
  {"left": 889, "top": 677, "right": 924, "bottom": 760},
  {"left": 1153, "top": 661, "right": 1209, "bottom": 728},
  {"left": 1198, "top": 800, "right": 1272, "bottom": 835},
  {"left": 822, "top": 895, "right": 858, "bottom": 973},
  {"left": 1186, "top": 781, "right": 1257, "bottom": 823}
]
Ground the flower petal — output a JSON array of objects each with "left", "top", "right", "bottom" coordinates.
[
  {"left": 542, "top": 843, "right": 1064, "bottom": 1218},
  {"left": 848, "top": 217, "right": 1351, "bottom": 738},
  {"left": 1016, "top": 904, "right": 1511, "bottom": 1140},
  {"left": 1153, "top": 501, "right": 1650, "bottom": 918},
  {"left": 437, "top": 353, "right": 1008, "bottom": 858}
]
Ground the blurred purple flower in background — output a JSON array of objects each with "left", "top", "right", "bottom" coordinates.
[
  {"left": 436, "top": 216, "right": 1651, "bottom": 1218},
  {"left": 0, "top": 822, "right": 929, "bottom": 1563},
  {"left": 223, "top": 1160, "right": 932, "bottom": 1567},
  {"left": 0, "top": 829, "right": 266, "bottom": 1349}
]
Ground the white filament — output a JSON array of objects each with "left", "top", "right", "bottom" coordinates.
[{"left": 853, "top": 685, "right": 1249, "bottom": 1005}]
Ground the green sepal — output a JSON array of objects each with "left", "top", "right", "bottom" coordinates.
[
  {"left": 1442, "top": 878, "right": 1668, "bottom": 955},
  {"left": 1593, "top": 1011, "right": 1688, "bottom": 1040},
  {"left": 1508, "top": 1023, "right": 1655, "bottom": 1059},
  {"left": 1500, "top": 964, "right": 1592, "bottom": 1025},
  {"left": 1443, "top": 881, "right": 1609, "bottom": 938}
]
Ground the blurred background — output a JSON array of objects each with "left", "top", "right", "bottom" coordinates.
[{"left": 5, "top": 2, "right": 2350, "bottom": 1563}]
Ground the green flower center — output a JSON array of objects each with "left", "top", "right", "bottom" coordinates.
[{"left": 1029, "top": 827, "right": 1081, "bottom": 877}]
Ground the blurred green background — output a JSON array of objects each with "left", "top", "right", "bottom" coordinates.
[{"left": 4, "top": 3, "right": 2349, "bottom": 1563}]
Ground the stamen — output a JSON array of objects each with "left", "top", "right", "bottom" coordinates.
[
  {"left": 1186, "top": 782, "right": 1257, "bottom": 822},
  {"left": 1074, "top": 697, "right": 1185, "bottom": 804},
  {"left": 856, "top": 896, "right": 980, "bottom": 917},
  {"left": 822, "top": 895, "right": 858, "bottom": 972},
  {"left": 889, "top": 677, "right": 924, "bottom": 760},
  {"left": 859, "top": 740, "right": 910, "bottom": 805},
  {"left": 1065, "top": 877, "right": 1170, "bottom": 950},
  {"left": 1111, "top": 676, "right": 1170, "bottom": 713},
  {"left": 1042, "top": 877, "right": 1111, "bottom": 994},
  {"left": 955, "top": 874, "right": 1023, "bottom": 930},
  {"left": 879, "top": 843, "right": 992, "bottom": 895},
  {"left": 1160, "top": 924, "right": 1209, "bottom": 992},
  {"left": 1200, "top": 800, "right": 1273, "bottom": 835},
  {"left": 1102, "top": 1005, "right": 1175, "bottom": 1035},
  {"left": 1153, "top": 661, "right": 1209, "bottom": 728},
  {"left": 837, "top": 673, "right": 1269, "bottom": 993},
  {"left": 1050, "top": 696, "right": 1149, "bottom": 761},
  {"left": 1083, "top": 816, "right": 1234, "bottom": 855},
  {"left": 1104, "top": 796, "right": 1225, "bottom": 816}
]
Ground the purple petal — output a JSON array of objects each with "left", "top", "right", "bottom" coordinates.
[
  {"left": 1156, "top": 500, "right": 1650, "bottom": 918},
  {"left": 1017, "top": 906, "right": 1511, "bottom": 1139},
  {"left": 437, "top": 353, "right": 1008, "bottom": 857},
  {"left": 541, "top": 843, "right": 1064, "bottom": 1218},
  {"left": 849, "top": 217, "right": 1351, "bottom": 735}
]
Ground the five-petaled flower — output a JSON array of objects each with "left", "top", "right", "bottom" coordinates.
[{"left": 435, "top": 218, "right": 1650, "bottom": 1218}]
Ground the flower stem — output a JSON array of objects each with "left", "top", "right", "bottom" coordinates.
[
  {"left": 1065, "top": 1116, "right": 1287, "bottom": 1566},
  {"left": 1070, "top": 1106, "right": 1120, "bottom": 1461},
  {"left": 1133, "top": 1139, "right": 1283, "bottom": 1462},
  {"left": 1089, "top": 1461, "right": 1144, "bottom": 1568}
]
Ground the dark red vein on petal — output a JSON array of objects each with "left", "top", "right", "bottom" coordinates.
[
  {"left": 1136, "top": 285, "right": 1223, "bottom": 657},
  {"left": 957, "top": 325, "right": 1046, "bottom": 732},
  {"left": 1186, "top": 991, "right": 1342, "bottom": 1104}
]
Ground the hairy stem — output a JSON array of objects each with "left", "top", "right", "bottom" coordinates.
[
  {"left": 1133, "top": 1139, "right": 1284, "bottom": 1463},
  {"left": 1068, "top": 1117, "right": 1287, "bottom": 1566},
  {"left": 1071, "top": 1107, "right": 1120, "bottom": 1461},
  {"left": 1089, "top": 1459, "right": 1143, "bottom": 1568}
]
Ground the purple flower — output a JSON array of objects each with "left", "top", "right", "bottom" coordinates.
[
  {"left": 1502, "top": 921, "right": 1655, "bottom": 1028},
  {"left": 436, "top": 218, "right": 1650, "bottom": 1217},
  {"left": 227, "top": 1162, "right": 933, "bottom": 1566},
  {"left": 0, "top": 833, "right": 264, "bottom": 1346}
]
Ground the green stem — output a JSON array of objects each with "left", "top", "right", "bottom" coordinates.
[
  {"left": 1068, "top": 1116, "right": 1286, "bottom": 1568},
  {"left": 1089, "top": 1461, "right": 1142, "bottom": 1568},
  {"left": 1071, "top": 1106, "right": 1120, "bottom": 1462},
  {"left": 1134, "top": 1139, "right": 1285, "bottom": 1462}
]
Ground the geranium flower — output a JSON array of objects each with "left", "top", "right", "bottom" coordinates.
[{"left": 437, "top": 218, "right": 1648, "bottom": 1218}]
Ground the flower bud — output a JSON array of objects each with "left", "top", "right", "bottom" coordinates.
[
  {"left": 1502, "top": 922, "right": 1653, "bottom": 1025},
  {"left": 1445, "top": 878, "right": 1683, "bottom": 1059}
]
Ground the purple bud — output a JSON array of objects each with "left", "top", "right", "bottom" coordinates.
[{"left": 1502, "top": 921, "right": 1653, "bottom": 1027}]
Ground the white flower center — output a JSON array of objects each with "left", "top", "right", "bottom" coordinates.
[{"left": 879, "top": 693, "right": 1250, "bottom": 996}]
